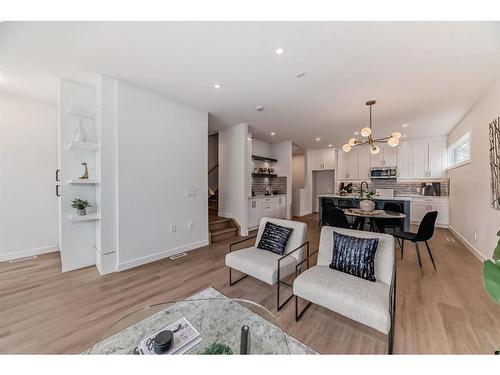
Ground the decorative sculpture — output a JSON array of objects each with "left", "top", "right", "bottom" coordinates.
[
  {"left": 489, "top": 117, "right": 500, "bottom": 209},
  {"left": 80, "top": 162, "right": 89, "bottom": 180}
]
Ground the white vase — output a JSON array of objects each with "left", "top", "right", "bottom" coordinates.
[
  {"left": 360, "top": 199, "right": 375, "bottom": 212},
  {"left": 74, "top": 119, "right": 86, "bottom": 142}
]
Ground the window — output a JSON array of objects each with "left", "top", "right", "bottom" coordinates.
[{"left": 448, "top": 132, "right": 471, "bottom": 168}]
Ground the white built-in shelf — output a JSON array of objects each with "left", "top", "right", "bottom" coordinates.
[
  {"left": 68, "top": 178, "right": 100, "bottom": 184},
  {"left": 67, "top": 105, "right": 98, "bottom": 120},
  {"left": 68, "top": 141, "right": 99, "bottom": 151},
  {"left": 68, "top": 213, "right": 101, "bottom": 222}
]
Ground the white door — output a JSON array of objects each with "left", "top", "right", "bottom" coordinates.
[
  {"left": 411, "top": 141, "right": 429, "bottom": 179},
  {"left": 428, "top": 139, "right": 446, "bottom": 178},
  {"left": 397, "top": 141, "right": 412, "bottom": 179},
  {"left": 383, "top": 145, "right": 398, "bottom": 167},
  {"left": 347, "top": 150, "right": 359, "bottom": 180},
  {"left": 358, "top": 149, "right": 371, "bottom": 180}
]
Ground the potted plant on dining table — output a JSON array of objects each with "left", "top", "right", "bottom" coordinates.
[{"left": 356, "top": 188, "right": 378, "bottom": 212}]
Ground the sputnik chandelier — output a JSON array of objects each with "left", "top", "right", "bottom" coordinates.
[{"left": 342, "top": 100, "right": 401, "bottom": 154}]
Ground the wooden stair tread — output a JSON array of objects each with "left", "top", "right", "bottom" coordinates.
[
  {"left": 209, "top": 218, "right": 232, "bottom": 225},
  {"left": 210, "top": 227, "right": 238, "bottom": 236}
]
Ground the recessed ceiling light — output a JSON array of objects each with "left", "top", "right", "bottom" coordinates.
[
  {"left": 270, "top": 132, "right": 276, "bottom": 136},
  {"left": 256, "top": 105, "right": 264, "bottom": 112},
  {"left": 402, "top": 123, "right": 408, "bottom": 128},
  {"left": 354, "top": 131, "right": 359, "bottom": 135},
  {"left": 275, "top": 48, "right": 285, "bottom": 55},
  {"left": 296, "top": 72, "right": 306, "bottom": 79},
  {"left": 402, "top": 134, "right": 408, "bottom": 138},
  {"left": 315, "top": 137, "right": 321, "bottom": 142},
  {"left": 328, "top": 144, "right": 333, "bottom": 148},
  {"left": 213, "top": 84, "right": 221, "bottom": 89}
]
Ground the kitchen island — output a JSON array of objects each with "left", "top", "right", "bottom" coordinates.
[{"left": 318, "top": 194, "right": 411, "bottom": 231}]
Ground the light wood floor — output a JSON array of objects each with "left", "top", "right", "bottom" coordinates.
[{"left": 1, "top": 214, "right": 499, "bottom": 354}]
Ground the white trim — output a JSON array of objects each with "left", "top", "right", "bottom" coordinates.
[
  {"left": 0, "top": 245, "right": 59, "bottom": 262},
  {"left": 448, "top": 225, "right": 486, "bottom": 261},
  {"left": 446, "top": 159, "right": 471, "bottom": 171},
  {"left": 117, "top": 239, "right": 209, "bottom": 271}
]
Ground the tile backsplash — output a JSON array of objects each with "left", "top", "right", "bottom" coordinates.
[
  {"left": 252, "top": 176, "right": 287, "bottom": 196},
  {"left": 337, "top": 179, "right": 450, "bottom": 196}
]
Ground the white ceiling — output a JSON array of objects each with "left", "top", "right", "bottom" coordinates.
[{"left": 1, "top": 21, "right": 500, "bottom": 148}]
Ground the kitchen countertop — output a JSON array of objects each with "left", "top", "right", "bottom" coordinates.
[
  {"left": 248, "top": 194, "right": 285, "bottom": 199},
  {"left": 318, "top": 194, "right": 449, "bottom": 201},
  {"left": 318, "top": 194, "right": 412, "bottom": 201}
]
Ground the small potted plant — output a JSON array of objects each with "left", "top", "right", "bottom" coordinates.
[
  {"left": 71, "top": 198, "right": 91, "bottom": 216},
  {"left": 356, "top": 189, "right": 378, "bottom": 212}
]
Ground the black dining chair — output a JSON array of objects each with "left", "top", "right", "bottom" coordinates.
[
  {"left": 323, "top": 207, "right": 350, "bottom": 229},
  {"left": 394, "top": 211, "right": 438, "bottom": 274},
  {"left": 375, "top": 202, "right": 404, "bottom": 235}
]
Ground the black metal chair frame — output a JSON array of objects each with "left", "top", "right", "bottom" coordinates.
[
  {"left": 293, "top": 248, "right": 397, "bottom": 354},
  {"left": 228, "top": 235, "right": 310, "bottom": 311}
]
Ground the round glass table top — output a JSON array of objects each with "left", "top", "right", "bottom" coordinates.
[{"left": 88, "top": 296, "right": 290, "bottom": 355}]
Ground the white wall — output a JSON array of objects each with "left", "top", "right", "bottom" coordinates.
[
  {"left": 447, "top": 79, "right": 500, "bottom": 260},
  {"left": 292, "top": 154, "right": 305, "bottom": 189},
  {"left": 0, "top": 91, "right": 58, "bottom": 261},
  {"left": 115, "top": 81, "right": 209, "bottom": 270},
  {"left": 218, "top": 123, "right": 249, "bottom": 235}
]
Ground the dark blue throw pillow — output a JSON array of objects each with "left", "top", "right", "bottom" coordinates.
[
  {"left": 257, "top": 222, "right": 294, "bottom": 256},
  {"left": 330, "top": 231, "right": 379, "bottom": 282}
]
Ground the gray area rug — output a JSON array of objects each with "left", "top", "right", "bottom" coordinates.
[{"left": 89, "top": 287, "right": 316, "bottom": 355}]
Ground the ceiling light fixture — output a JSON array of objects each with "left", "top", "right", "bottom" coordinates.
[
  {"left": 328, "top": 144, "right": 333, "bottom": 148},
  {"left": 315, "top": 137, "right": 321, "bottom": 142},
  {"left": 354, "top": 131, "right": 359, "bottom": 136},
  {"left": 256, "top": 105, "right": 264, "bottom": 112},
  {"left": 270, "top": 132, "right": 276, "bottom": 136},
  {"left": 296, "top": 72, "right": 306, "bottom": 79},
  {"left": 402, "top": 123, "right": 408, "bottom": 128},
  {"left": 213, "top": 84, "right": 221, "bottom": 89},
  {"left": 342, "top": 100, "right": 400, "bottom": 155},
  {"left": 275, "top": 48, "right": 285, "bottom": 55}
]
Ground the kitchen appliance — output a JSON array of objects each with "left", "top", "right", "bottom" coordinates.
[
  {"left": 370, "top": 167, "right": 397, "bottom": 179},
  {"left": 421, "top": 182, "right": 441, "bottom": 196}
]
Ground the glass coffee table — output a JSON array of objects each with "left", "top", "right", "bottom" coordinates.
[{"left": 88, "top": 297, "right": 290, "bottom": 354}]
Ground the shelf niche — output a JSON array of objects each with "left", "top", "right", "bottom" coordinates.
[
  {"left": 68, "top": 213, "right": 101, "bottom": 222},
  {"left": 68, "top": 178, "right": 100, "bottom": 184}
]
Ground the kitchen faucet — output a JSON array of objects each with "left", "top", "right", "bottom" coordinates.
[{"left": 360, "top": 180, "right": 369, "bottom": 194}]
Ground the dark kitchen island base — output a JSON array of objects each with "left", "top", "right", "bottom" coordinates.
[{"left": 318, "top": 195, "right": 411, "bottom": 232}]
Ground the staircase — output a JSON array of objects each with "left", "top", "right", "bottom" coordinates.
[{"left": 208, "top": 192, "right": 239, "bottom": 243}]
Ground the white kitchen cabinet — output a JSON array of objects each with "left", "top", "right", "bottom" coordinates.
[
  {"left": 358, "top": 149, "right": 371, "bottom": 180},
  {"left": 411, "top": 141, "right": 429, "bottom": 179},
  {"left": 371, "top": 144, "right": 397, "bottom": 168},
  {"left": 410, "top": 197, "right": 449, "bottom": 227},
  {"left": 428, "top": 139, "right": 447, "bottom": 178},
  {"left": 337, "top": 151, "right": 349, "bottom": 180},
  {"left": 277, "top": 195, "right": 286, "bottom": 218},
  {"left": 397, "top": 141, "right": 412, "bottom": 180},
  {"left": 248, "top": 195, "right": 286, "bottom": 228},
  {"left": 248, "top": 198, "right": 261, "bottom": 228},
  {"left": 309, "top": 149, "right": 336, "bottom": 170},
  {"left": 347, "top": 150, "right": 359, "bottom": 180}
]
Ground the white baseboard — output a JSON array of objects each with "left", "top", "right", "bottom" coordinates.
[
  {"left": 448, "top": 225, "right": 486, "bottom": 261},
  {"left": 0, "top": 245, "right": 59, "bottom": 262},
  {"left": 117, "top": 239, "right": 209, "bottom": 271}
]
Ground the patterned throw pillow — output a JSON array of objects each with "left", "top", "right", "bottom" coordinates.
[
  {"left": 330, "top": 231, "right": 379, "bottom": 281},
  {"left": 257, "top": 222, "right": 294, "bottom": 256}
]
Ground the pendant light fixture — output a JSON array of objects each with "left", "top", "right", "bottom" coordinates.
[{"left": 342, "top": 100, "right": 401, "bottom": 154}]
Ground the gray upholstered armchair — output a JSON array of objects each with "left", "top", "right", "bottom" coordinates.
[
  {"left": 225, "top": 217, "right": 309, "bottom": 310},
  {"left": 293, "top": 226, "right": 396, "bottom": 353}
]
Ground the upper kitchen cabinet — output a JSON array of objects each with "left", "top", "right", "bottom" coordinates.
[
  {"left": 357, "top": 149, "right": 371, "bottom": 180},
  {"left": 337, "top": 148, "right": 361, "bottom": 180},
  {"left": 309, "top": 148, "right": 336, "bottom": 170},
  {"left": 370, "top": 144, "right": 398, "bottom": 168},
  {"left": 409, "top": 138, "right": 447, "bottom": 179},
  {"left": 397, "top": 141, "right": 412, "bottom": 179}
]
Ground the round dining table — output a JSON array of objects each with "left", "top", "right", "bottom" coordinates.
[{"left": 343, "top": 208, "right": 406, "bottom": 232}]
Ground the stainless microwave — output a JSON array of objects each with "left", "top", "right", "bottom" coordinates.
[{"left": 370, "top": 167, "right": 397, "bottom": 179}]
